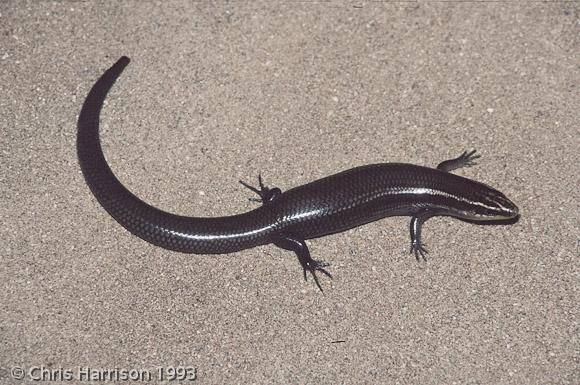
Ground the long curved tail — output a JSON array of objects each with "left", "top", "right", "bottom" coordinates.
[{"left": 77, "top": 57, "right": 275, "bottom": 254}]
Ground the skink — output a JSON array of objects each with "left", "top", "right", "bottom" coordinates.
[{"left": 77, "top": 57, "right": 519, "bottom": 290}]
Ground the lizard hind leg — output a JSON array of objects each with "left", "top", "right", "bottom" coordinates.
[
  {"left": 273, "top": 234, "right": 332, "bottom": 292},
  {"left": 239, "top": 174, "right": 281, "bottom": 204}
]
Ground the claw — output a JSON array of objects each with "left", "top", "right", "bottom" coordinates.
[
  {"left": 460, "top": 149, "right": 481, "bottom": 167},
  {"left": 411, "top": 242, "right": 429, "bottom": 262},
  {"left": 311, "top": 270, "right": 323, "bottom": 292},
  {"left": 437, "top": 149, "right": 483, "bottom": 173},
  {"left": 239, "top": 175, "right": 281, "bottom": 204},
  {"left": 273, "top": 235, "right": 331, "bottom": 292},
  {"left": 303, "top": 260, "right": 332, "bottom": 292},
  {"left": 239, "top": 179, "right": 261, "bottom": 196},
  {"left": 257, "top": 174, "right": 265, "bottom": 190}
]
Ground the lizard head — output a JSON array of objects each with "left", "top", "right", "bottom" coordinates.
[{"left": 460, "top": 186, "right": 519, "bottom": 221}]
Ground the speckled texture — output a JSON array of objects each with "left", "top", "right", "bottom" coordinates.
[{"left": 1, "top": 2, "right": 578, "bottom": 384}]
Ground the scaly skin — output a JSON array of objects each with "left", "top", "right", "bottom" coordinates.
[{"left": 77, "top": 57, "right": 519, "bottom": 291}]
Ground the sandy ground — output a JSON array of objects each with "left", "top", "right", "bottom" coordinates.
[{"left": 1, "top": 2, "right": 578, "bottom": 384}]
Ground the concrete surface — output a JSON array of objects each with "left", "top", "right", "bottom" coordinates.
[{"left": 1, "top": 1, "right": 578, "bottom": 384}]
